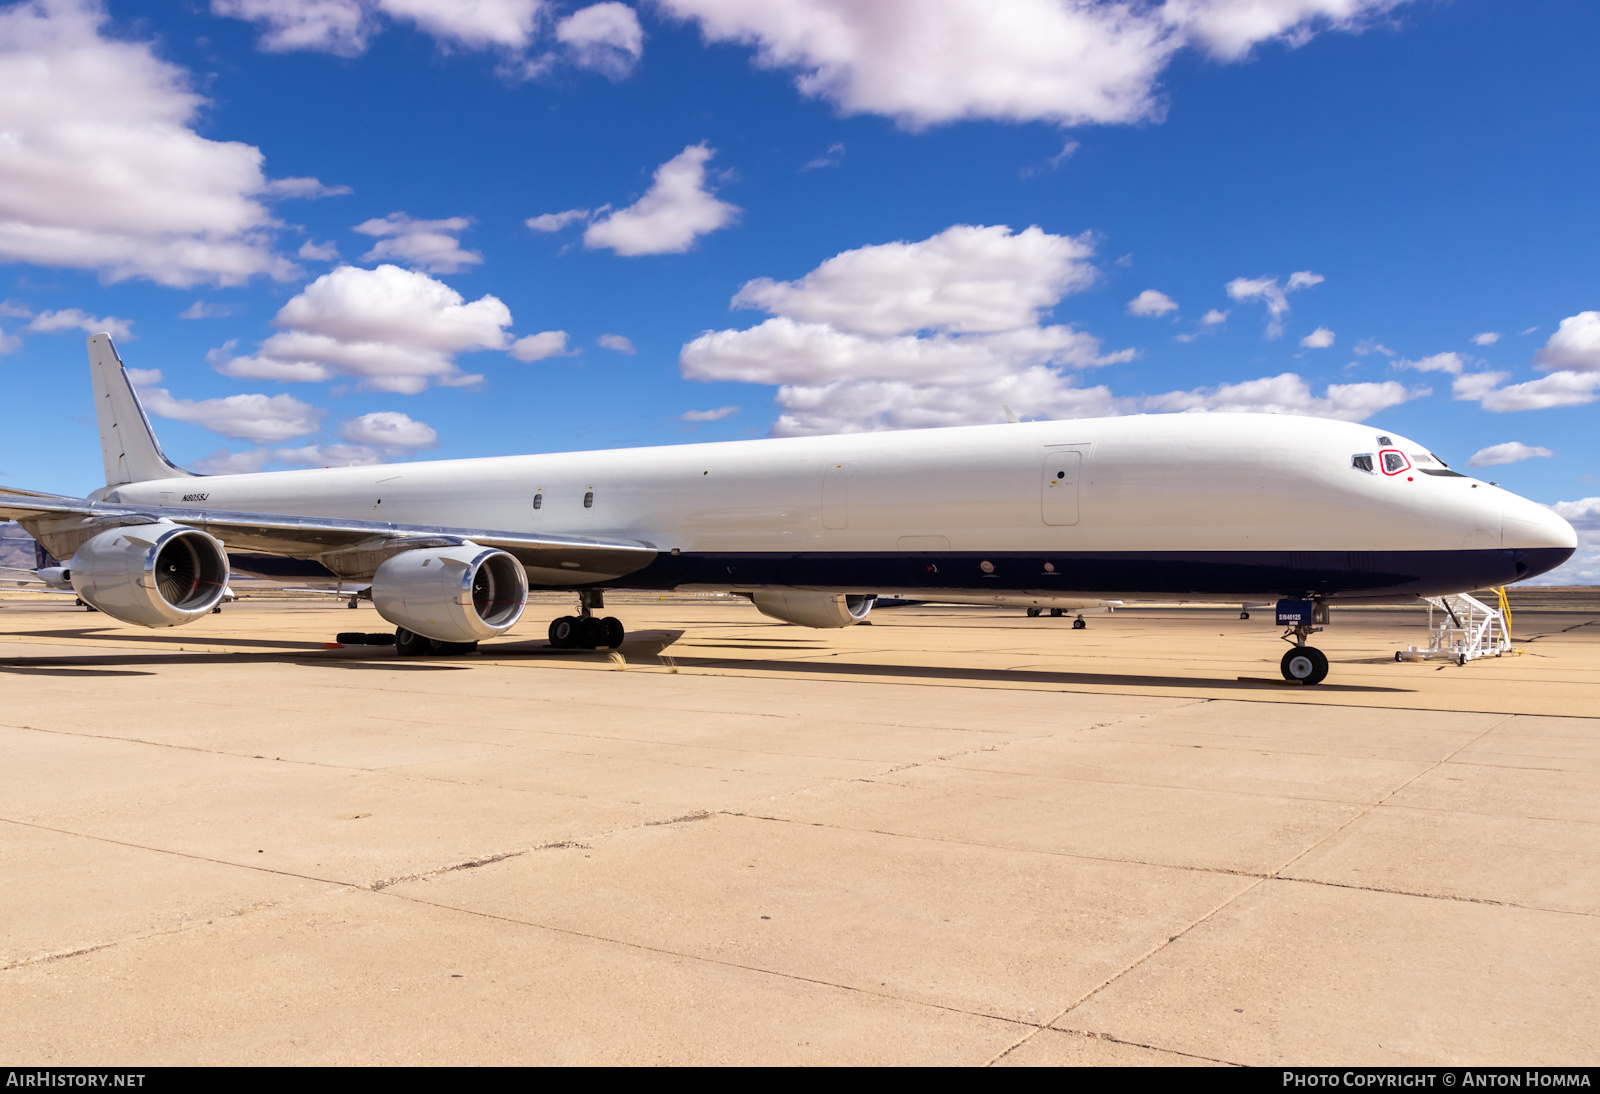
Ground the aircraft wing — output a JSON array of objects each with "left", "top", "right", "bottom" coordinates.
[{"left": 0, "top": 491, "right": 657, "bottom": 586}]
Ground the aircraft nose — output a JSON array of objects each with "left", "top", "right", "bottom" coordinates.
[{"left": 1501, "top": 491, "right": 1578, "bottom": 550}]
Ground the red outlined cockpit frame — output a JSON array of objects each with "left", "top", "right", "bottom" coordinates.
[{"left": 1379, "top": 449, "right": 1412, "bottom": 476}]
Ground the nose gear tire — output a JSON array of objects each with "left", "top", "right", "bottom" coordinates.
[{"left": 1280, "top": 646, "right": 1330, "bottom": 685}]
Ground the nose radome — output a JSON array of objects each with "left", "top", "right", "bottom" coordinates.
[{"left": 1501, "top": 492, "right": 1578, "bottom": 550}]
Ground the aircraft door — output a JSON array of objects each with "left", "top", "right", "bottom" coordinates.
[
  {"left": 822, "top": 463, "right": 849, "bottom": 529},
  {"left": 1042, "top": 449, "right": 1081, "bottom": 526}
]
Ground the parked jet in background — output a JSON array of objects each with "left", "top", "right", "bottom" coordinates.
[{"left": 0, "top": 335, "right": 1576, "bottom": 683}]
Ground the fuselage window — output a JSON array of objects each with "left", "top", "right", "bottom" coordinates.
[
  {"left": 533, "top": 492, "right": 543, "bottom": 509},
  {"left": 584, "top": 490, "right": 594, "bottom": 508},
  {"left": 1351, "top": 454, "right": 1375, "bottom": 473},
  {"left": 1381, "top": 450, "right": 1410, "bottom": 475}
]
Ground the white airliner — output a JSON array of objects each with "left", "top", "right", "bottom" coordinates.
[{"left": 0, "top": 335, "right": 1576, "bottom": 685}]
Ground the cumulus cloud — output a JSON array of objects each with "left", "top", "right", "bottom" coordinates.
[
  {"left": 1397, "top": 351, "right": 1464, "bottom": 375},
  {"left": 681, "top": 405, "right": 739, "bottom": 421},
  {"left": 191, "top": 448, "right": 278, "bottom": 475},
  {"left": 681, "top": 223, "right": 1134, "bottom": 434},
  {"left": 274, "top": 443, "right": 384, "bottom": 467},
  {"left": 26, "top": 308, "right": 133, "bottom": 340},
  {"left": 659, "top": 0, "right": 1405, "bottom": 129},
  {"left": 1471, "top": 331, "right": 1500, "bottom": 346},
  {"left": 733, "top": 224, "right": 1097, "bottom": 337},
  {"left": 0, "top": 0, "right": 305, "bottom": 286},
  {"left": 213, "top": 0, "right": 543, "bottom": 55},
  {"left": 1127, "top": 289, "right": 1178, "bottom": 317},
  {"left": 583, "top": 144, "right": 739, "bottom": 256},
  {"left": 1524, "top": 496, "right": 1600, "bottom": 586},
  {"left": 1143, "top": 373, "right": 1422, "bottom": 421},
  {"left": 139, "top": 387, "right": 325, "bottom": 443},
  {"left": 509, "top": 330, "right": 571, "bottom": 360},
  {"left": 556, "top": 2, "right": 643, "bottom": 77},
  {"left": 125, "top": 368, "right": 162, "bottom": 386},
  {"left": 209, "top": 264, "right": 513, "bottom": 393},
  {"left": 1226, "top": 271, "right": 1322, "bottom": 337},
  {"left": 1354, "top": 338, "right": 1395, "bottom": 357},
  {"left": 526, "top": 209, "right": 589, "bottom": 232},
  {"left": 802, "top": 142, "right": 846, "bottom": 170},
  {"left": 598, "top": 333, "right": 636, "bottom": 353},
  {"left": 1533, "top": 311, "right": 1600, "bottom": 373},
  {"left": 1202, "top": 309, "right": 1229, "bottom": 325},
  {"left": 1452, "top": 370, "right": 1600, "bottom": 413},
  {"left": 354, "top": 213, "right": 482, "bottom": 274},
  {"left": 1466, "top": 442, "right": 1554, "bottom": 468},
  {"left": 179, "top": 301, "right": 238, "bottom": 320},
  {"left": 262, "top": 176, "right": 352, "bottom": 199},
  {"left": 337, "top": 409, "right": 437, "bottom": 453},
  {"left": 1300, "top": 326, "right": 1334, "bottom": 348},
  {"left": 298, "top": 239, "right": 340, "bottom": 261}
]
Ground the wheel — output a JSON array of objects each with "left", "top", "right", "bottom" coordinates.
[
  {"left": 1026, "top": 607, "right": 1041, "bottom": 617},
  {"left": 395, "top": 627, "right": 430, "bottom": 656},
  {"left": 1049, "top": 608, "right": 1063, "bottom": 617},
  {"left": 1394, "top": 651, "right": 1403, "bottom": 662},
  {"left": 602, "top": 616, "right": 625, "bottom": 648},
  {"left": 1280, "top": 646, "right": 1329, "bottom": 685},
  {"left": 1240, "top": 611, "right": 1250, "bottom": 620},
  {"left": 213, "top": 605, "right": 222, "bottom": 613},
  {"left": 1457, "top": 654, "right": 1466, "bottom": 666},
  {"left": 429, "top": 639, "right": 477, "bottom": 655},
  {"left": 577, "top": 616, "right": 606, "bottom": 649},
  {"left": 549, "top": 616, "right": 577, "bottom": 648},
  {"left": 1072, "top": 618, "right": 1086, "bottom": 630},
  {"left": 347, "top": 599, "right": 359, "bottom": 609}
]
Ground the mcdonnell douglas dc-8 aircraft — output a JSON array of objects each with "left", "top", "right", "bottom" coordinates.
[{"left": 0, "top": 335, "right": 1577, "bottom": 684}]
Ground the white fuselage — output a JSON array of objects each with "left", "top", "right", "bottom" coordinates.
[{"left": 106, "top": 413, "right": 1576, "bottom": 600}]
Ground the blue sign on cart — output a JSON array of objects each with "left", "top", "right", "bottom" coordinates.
[{"left": 1276, "top": 599, "right": 1316, "bottom": 626}]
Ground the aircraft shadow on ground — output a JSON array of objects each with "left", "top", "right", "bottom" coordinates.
[{"left": 0, "top": 628, "right": 1405, "bottom": 692}]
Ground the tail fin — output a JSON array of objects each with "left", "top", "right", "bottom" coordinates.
[{"left": 88, "top": 333, "right": 193, "bottom": 486}]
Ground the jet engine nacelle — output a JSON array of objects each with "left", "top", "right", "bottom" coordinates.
[
  {"left": 370, "top": 543, "right": 528, "bottom": 643},
  {"left": 70, "top": 523, "right": 230, "bottom": 626},
  {"left": 750, "top": 591, "right": 874, "bottom": 629}
]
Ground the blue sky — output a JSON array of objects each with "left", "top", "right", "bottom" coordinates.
[{"left": 1, "top": 0, "right": 1596, "bottom": 579}]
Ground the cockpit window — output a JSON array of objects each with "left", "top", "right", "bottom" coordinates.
[
  {"left": 1411, "top": 453, "right": 1436, "bottom": 466},
  {"left": 1381, "top": 450, "right": 1411, "bottom": 475},
  {"left": 1376, "top": 435, "right": 1393, "bottom": 446},
  {"left": 1351, "top": 454, "right": 1375, "bottom": 473}
]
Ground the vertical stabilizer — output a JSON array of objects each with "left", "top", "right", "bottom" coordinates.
[{"left": 88, "top": 334, "right": 193, "bottom": 487}]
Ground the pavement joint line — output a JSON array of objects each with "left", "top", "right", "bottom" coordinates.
[
  {"left": 871, "top": 765, "right": 1432, "bottom": 809},
  {"left": 1268, "top": 872, "right": 1600, "bottom": 918},
  {"left": 368, "top": 880, "right": 1051, "bottom": 1042},
  {"left": 988, "top": 711, "right": 1529, "bottom": 1063},
  {"left": 1011, "top": 1026, "right": 1245, "bottom": 1067}
]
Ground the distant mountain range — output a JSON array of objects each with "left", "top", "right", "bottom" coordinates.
[{"left": 0, "top": 521, "right": 38, "bottom": 570}]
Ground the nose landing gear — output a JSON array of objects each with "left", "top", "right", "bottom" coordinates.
[{"left": 1276, "top": 599, "right": 1330, "bottom": 685}]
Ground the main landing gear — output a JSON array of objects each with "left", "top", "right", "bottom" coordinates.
[
  {"left": 1024, "top": 606, "right": 1088, "bottom": 628},
  {"left": 1277, "top": 599, "right": 1331, "bottom": 685},
  {"left": 548, "top": 589, "right": 625, "bottom": 650}
]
